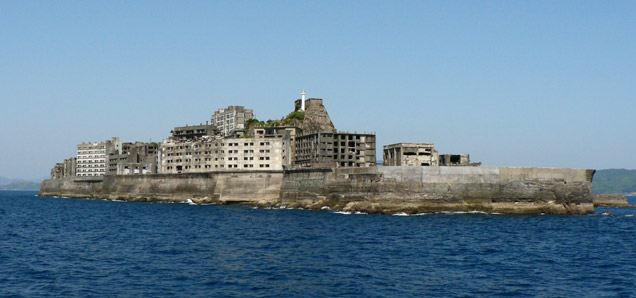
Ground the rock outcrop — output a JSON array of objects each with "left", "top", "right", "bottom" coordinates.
[{"left": 299, "top": 98, "right": 335, "bottom": 134}]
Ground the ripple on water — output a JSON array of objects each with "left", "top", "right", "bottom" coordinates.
[{"left": 1, "top": 191, "right": 636, "bottom": 297}]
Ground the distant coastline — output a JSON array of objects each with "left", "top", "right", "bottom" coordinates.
[
  {"left": 592, "top": 169, "right": 636, "bottom": 195},
  {"left": 0, "top": 181, "right": 40, "bottom": 191}
]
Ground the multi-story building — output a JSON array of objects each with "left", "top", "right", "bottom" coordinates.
[
  {"left": 108, "top": 142, "right": 158, "bottom": 175},
  {"left": 64, "top": 157, "right": 77, "bottom": 177},
  {"left": 295, "top": 132, "right": 376, "bottom": 167},
  {"left": 49, "top": 157, "right": 77, "bottom": 179},
  {"left": 211, "top": 106, "right": 254, "bottom": 137},
  {"left": 250, "top": 126, "right": 302, "bottom": 165},
  {"left": 171, "top": 123, "right": 218, "bottom": 140},
  {"left": 159, "top": 136, "right": 285, "bottom": 174},
  {"left": 383, "top": 143, "right": 440, "bottom": 166},
  {"left": 76, "top": 137, "right": 122, "bottom": 177}
]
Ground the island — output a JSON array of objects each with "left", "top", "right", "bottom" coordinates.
[{"left": 41, "top": 92, "right": 596, "bottom": 215}]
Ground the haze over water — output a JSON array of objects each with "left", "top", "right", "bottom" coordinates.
[{"left": 1, "top": 191, "right": 635, "bottom": 297}]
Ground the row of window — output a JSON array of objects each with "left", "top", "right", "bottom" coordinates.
[
  {"left": 78, "top": 146, "right": 106, "bottom": 150},
  {"left": 77, "top": 159, "right": 105, "bottom": 163},
  {"left": 165, "top": 164, "right": 270, "bottom": 170},
  {"left": 165, "top": 155, "right": 272, "bottom": 163},
  {"left": 165, "top": 141, "right": 273, "bottom": 151},
  {"left": 77, "top": 150, "right": 106, "bottom": 154},
  {"left": 166, "top": 148, "right": 272, "bottom": 157},
  {"left": 77, "top": 169, "right": 105, "bottom": 172},
  {"left": 77, "top": 164, "right": 105, "bottom": 168},
  {"left": 297, "top": 141, "right": 370, "bottom": 148}
]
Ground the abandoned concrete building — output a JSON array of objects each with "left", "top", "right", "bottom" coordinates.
[
  {"left": 51, "top": 163, "right": 64, "bottom": 180},
  {"left": 108, "top": 142, "right": 159, "bottom": 175},
  {"left": 76, "top": 137, "right": 122, "bottom": 177},
  {"left": 383, "top": 143, "right": 477, "bottom": 167},
  {"left": 49, "top": 91, "right": 483, "bottom": 179},
  {"left": 51, "top": 157, "right": 77, "bottom": 179},
  {"left": 211, "top": 106, "right": 254, "bottom": 137},
  {"left": 295, "top": 132, "right": 377, "bottom": 167},
  {"left": 250, "top": 126, "right": 301, "bottom": 166},
  {"left": 383, "top": 143, "right": 439, "bottom": 166},
  {"left": 159, "top": 136, "right": 286, "bottom": 174},
  {"left": 439, "top": 154, "right": 472, "bottom": 166},
  {"left": 171, "top": 123, "right": 218, "bottom": 140}
]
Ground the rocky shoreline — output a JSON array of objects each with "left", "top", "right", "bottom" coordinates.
[{"left": 40, "top": 192, "right": 594, "bottom": 215}]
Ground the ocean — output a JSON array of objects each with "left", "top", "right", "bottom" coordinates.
[{"left": 1, "top": 190, "right": 635, "bottom": 297}]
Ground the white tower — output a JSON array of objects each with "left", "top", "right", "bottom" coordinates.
[{"left": 301, "top": 90, "right": 306, "bottom": 111}]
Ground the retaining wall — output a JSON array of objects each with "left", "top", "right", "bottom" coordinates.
[
  {"left": 41, "top": 166, "right": 596, "bottom": 214},
  {"left": 280, "top": 167, "right": 596, "bottom": 214},
  {"left": 40, "top": 171, "right": 284, "bottom": 205}
]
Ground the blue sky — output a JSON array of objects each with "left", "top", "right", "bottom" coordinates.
[{"left": 1, "top": 1, "right": 635, "bottom": 179}]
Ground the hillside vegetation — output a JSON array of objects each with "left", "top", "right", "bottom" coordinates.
[{"left": 593, "top": 169, "right": 636, "bottom": 194}]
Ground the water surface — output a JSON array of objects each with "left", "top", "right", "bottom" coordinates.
[{"left": 1, "top": 191, "right": 635, "bottom": 297}]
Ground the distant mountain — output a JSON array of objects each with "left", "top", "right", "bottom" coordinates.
[
  {"left": 593, "top": 169, "right": 636, "bottom": 194},
  {"left": 0, "top": 180, "right": 41, "bottom": 190}
]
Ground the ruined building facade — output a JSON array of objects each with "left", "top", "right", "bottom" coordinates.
[
  {"left": 250, "top": 126, "right": 301, "bottom": 166},
  {"left": 383, "top": 143, "right": 476, "bottom": 167},
  {"left": 51, "top": 163, "right": 64, "bottom": 180},
  {"left": 211, "top": 106, "right": 254, "bottom": 137},
  {"left": 439, "top": 154, "right": 472, "bottom": 166},
  {"left": 295, "top": 132, "right": 376, "bottom": 167},
  {"left": 383, "top": 143, "right": 439, "bottom": 166},
  {"left": 108, "top": 142, "right": 158, "bottom": 175},
  {"left": 171, "top": 124, "right": 218, "bottom": 140},
  {"left": 159, "top": 136, "right": 287, "bottom": 174},
  {"left": 51, "top": 157, "right": 77, "bottom": 179}
]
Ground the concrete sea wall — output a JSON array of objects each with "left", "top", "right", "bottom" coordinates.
[
  {"left": 280, "top": 167, "right": 595, "bottom": 214},
  {"left": 40, "top": 166, "right": 596, "bottom": 214},
  {"left": 40, "top": 171, "right": 284, "bottom": 205}
]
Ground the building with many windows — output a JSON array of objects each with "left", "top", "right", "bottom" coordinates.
[
  {"left": 250, "top": 126, "right": 301, "bottom": 166},
  {"left": 108, "top": 142, "right": 159, "bottom": 175},
  {"left": 76, "top": 137, "right": 122, "bottom": 177},
  {"left": 295, "top": 132, "right": 376, "bottom": 167},
  {"left": 211, "top": 106, "right": 254, "bottom": 137},
  {"left": 171, "top": 123, "right": 218, "bottom": 140},
  {"left": 159, "top": 136, "right": 285, "bottom": 174}
]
